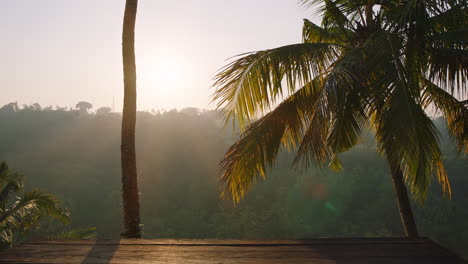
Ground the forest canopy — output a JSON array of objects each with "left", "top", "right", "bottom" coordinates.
[{"left": 0, "top": 103, "right": 466, "bottom": 257}]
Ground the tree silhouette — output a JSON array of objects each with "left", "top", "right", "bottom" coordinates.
[
  {"left": 96, "top": 107, "right": 112, "bottom": 115},
  {"left": 75, "top": 101, "right": 93, "bottom": 113},
  {"left": 0, "top": 102, "right": 19, "bottom": 112}
]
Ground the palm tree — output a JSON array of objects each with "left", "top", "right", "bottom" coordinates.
[
  {"left": 212, "top": 0, "right": 467, "bottom": 238},
  {"left": 0, "top": 162, "right": 70, "bottom": 249},
  {"left": 121, "top": 0, "right": 141, "bottom": 238}
]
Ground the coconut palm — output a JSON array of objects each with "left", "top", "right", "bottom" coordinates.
[
  {"left": 121, "top": 0, "right": 141, "bottom": 238},
  {"left": 0, "top": 162, "right": 70, "bottom": 249},
  {"left": 212, "top": 0, "right": 467, "bottom": 238}
]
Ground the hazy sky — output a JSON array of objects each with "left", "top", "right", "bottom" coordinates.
[{"left": 1, "top": 0, "right": 317, "bottom": 111}]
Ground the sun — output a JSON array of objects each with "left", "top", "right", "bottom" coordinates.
[
  {"left": 137, "top": 54, "right": 211, "bottom": 110},
  {"left": 141, "top": 59, "right": 182, "bottom": 89},
  {"left": 138, "top": 55, "right": 190, "bottom": 109},
  {"left": 151, "top": 61, "right": 180, "bottom": 87}
]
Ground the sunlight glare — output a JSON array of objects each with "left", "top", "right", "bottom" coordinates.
[
  {"left": 151, "top": 61, "right": 180, "bottom": 87},
  {"left": 138, "top": 55, "right": 191, "bottom": 110},
  {"left": 143, "top": 59, "right": 182, "bottom": 89}
]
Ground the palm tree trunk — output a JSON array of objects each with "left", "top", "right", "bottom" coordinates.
[
  {"left": 121, "top": 0, "right": 141, "bottom": 238},
  {"left": 389, "top": 164, "right": 419, "bottom": 238},
  {"left": 365, "top": 2, "right": 373, "bottom": 28}
]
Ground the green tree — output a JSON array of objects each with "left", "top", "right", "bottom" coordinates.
[
  {"left": 75, "top": 101, "right": 93, "bottom": 113},
  {"left": 212, "top": 0, "right": 467, "bottom": 238},
  {"left": 96, "top": 107, "right": 112, "bottom": 116},
  {"left": 121, "top": 0, "right": 141, "bottom": 238},
  {"left": 0, "top": 162, "right": 70, "bottom": 249}
]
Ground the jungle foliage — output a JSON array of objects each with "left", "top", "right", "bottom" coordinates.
[
  {"left": 0, "top": 104, "right": 466, "bottom": 256},
  {"left": 0, "top": 161, "right": 71, "bottom": 249}
]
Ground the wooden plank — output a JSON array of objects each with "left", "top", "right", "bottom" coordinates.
[
  {"left": 0, "top": 244, "right": 456, "bottom": 257},
  {"left": 25, "top": 237, "right": 433, "bottom": 245},
  {"left": 0, "top": 238, "right": 465, "bottom": 264}
]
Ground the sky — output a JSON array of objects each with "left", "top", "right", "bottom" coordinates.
[{"left": 1, "top": 0, "right": 317, "bottom": 111}]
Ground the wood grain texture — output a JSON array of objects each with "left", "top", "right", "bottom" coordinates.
[{"left": 0, "top": 238, "right": 465, "bottom": 264}]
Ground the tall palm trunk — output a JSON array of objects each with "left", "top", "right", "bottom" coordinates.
[
  {"left": 121, "top": 0, "right": 141, "bottom": 238},
  {"left": 388, "top": 163, "right": 419, "bottom": 238},
  {"left": 365, "top": 2, "right": 373, "bottom": 27}
]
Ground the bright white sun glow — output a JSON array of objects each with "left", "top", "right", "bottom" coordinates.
[
  {"left": 150, "top": 61, "right": 181, "bottom": 87},
  {"left": 137, "top": 47, "right": 212, "bottom": 111},
  {"left": 138, "top": 55, "right": 192, "bottom": 110}
]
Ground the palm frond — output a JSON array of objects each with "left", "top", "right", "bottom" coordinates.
[
  {"left": 327, "top": 84, "right": 367, "bottom": 153},
  {"left": 303, "top": 18, "right": 352, "bottom": 45},
  {"left": 0, "top": 162, "right": 11, "bottom": 184},
  {"left": 48, "top": 227, "right": 96, "bottom": 240},
  {"left": 328, "top": 154, "right": 343, "bottom": 172},
  {"left": 428, "top": 1, "right": 467, "bottom": 30},
  {"left": 0, "top": 229, "right": 14, "bottom": 250},
  {"left": 0, "top": 163, "right": 71, "bottom": 248},
  {"left": 325, "top": 46, "right": 371, "bottom": 152},
  {"left": 220, "top": 79, "right": 325, "bottom": 203},
  {"left": 0, "top": 178, "right": 22, "bottom": 210},
  {"left": 319, "top": 0, "right": 351, "bottom": 29},
  {"left": 430, "top": 29, "right": 468, "bottom": 46},
  {"left": 0, "top": 162, "right": 23, "bottom": 212},
  {"left": 0, "top": 190, "right": 70, "bottom": 233},
  {"left": 374, "top": 73, "right": 451, "bottom": 200},
  {"left": 422, "top": 79, "right": 468, "bottom": 153},
  {"left": 293, "top": 88, "right": 331, "bottom": 167},
  {"left": 428, "top": 48, "right": 468, "bottom": 94},
  {"left": 213, "top": 43, "right": 341, "bottom": 126}
]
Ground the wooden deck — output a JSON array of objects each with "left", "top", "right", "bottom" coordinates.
[{"left": 0, "top": 238, "right": 465, "bottom": 264}]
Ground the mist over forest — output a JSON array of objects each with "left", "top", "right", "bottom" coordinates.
[{"left": 0, "top": 102, "right": 467, "bottom": 257}]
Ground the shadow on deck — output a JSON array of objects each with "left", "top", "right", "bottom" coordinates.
[{"left": 0, "top": 238, "right": 466, "bottom": 264}]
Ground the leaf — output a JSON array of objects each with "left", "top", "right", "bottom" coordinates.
[
  {"left": 328, "top": 155, "right": 343, "bottom": 172},
  {"left": 213, "top": 43, "right": 341, "bottom": 127},
  {"left": 48, "top": 227, "right": 97, "bottom": 240},
  {"left": 220, "top": 79, "right": 325, "bottom": 203}
]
